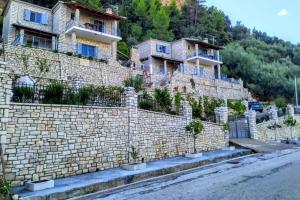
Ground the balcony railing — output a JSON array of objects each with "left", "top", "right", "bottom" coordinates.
[
  {"left": 66, "top": 20, "right": 121, "bottom": 37},
  {"left": 186, "top": 51, "right": 222, "bottom": 62}
]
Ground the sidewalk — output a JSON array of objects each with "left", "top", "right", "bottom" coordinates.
[{"left": 14, "top": 148, "right": 252, "bottom": 200}]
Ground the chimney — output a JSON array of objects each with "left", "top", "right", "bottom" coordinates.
[
  {"left": 203, "top": 38, "right": 209, "bottom": 43},
  {"left": 106, "top": 8, "right": 113, "bottom": 14}
]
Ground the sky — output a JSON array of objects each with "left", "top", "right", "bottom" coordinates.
[{"left": 205, "top": 0, "right": 300, "bottom": 44}]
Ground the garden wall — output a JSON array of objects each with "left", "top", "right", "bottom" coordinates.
[
  {"left": 255, "top": 115, "right": 300, "bottom": 142},
  {"left": 3, "top": 102, "right": 227, "bottom": 186}
]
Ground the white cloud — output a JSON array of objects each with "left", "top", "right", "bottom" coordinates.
[{"left": 277, "top": 9, "right": 288, "bottom": 16}]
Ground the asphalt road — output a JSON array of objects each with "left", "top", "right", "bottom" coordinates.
[{"left": 84, "top": 148, "right": 300, "bottom": 200}]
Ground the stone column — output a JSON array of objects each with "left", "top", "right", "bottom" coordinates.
[
  {"left": 19, "top": 29, "right": 25, "bottom": 45},
  {"left": 196, "top": 59, "right": 200, "bottom": 76},
  {"left": 245, "top": 110, "right": 257, "bottom": 139},
  {"left": 195, "top": 43, "right": 199, "bottom": 56},
  {"left": 51, "top": 36, "right": 56, "bottom": 51},
  {"left": 214, "top": 107, "right": 228, "bottom": 125},
  {"left": 181, "top": 101, "right": 192, "bottom": 125},
  {"left": 164, "top": 60, "right": 167, "bottom": 75},
  {"left": 71, "top": 32, "right": 77, "bottom": 54},
  {"left": 217, "top": 64, "right": 221, "bottom": 80},
  {"left": 124, "top": 87, "right": 138, "bottom": 163},
  {"left": 287, "top": 105, "right": 294, "bottom": 117},
  {"left": 75, "top": 9, "right": 80, "bottom": 23},
  {"left": 0, "top": 61, "right": 11, "bottom": 180},
  {"left": 269, "top": 107, "right": 278, "bottom": 122}
]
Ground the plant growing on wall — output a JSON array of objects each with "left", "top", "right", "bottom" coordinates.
[
  {"left": 284, "top": 115, "right": 297, "bottom": 140},
  {"left": 267, "top": 122, "right": 282, "bottom": 141},
  {"left": 186, "top": 120, "right": 204, "bottom": 154},
  {"left": 222, "top": 122, "right": 231, "bottom": 133},
  {"left": 154, "top": 88, "right": 173, "bottom": 113},
  {"left": 16, "top": 51, "right": 31, "bottom": 75},
  {"left": 228, "top": 100, "right": 246, "bottom": 117},
  {"left": 190, "top": 78, "right": 196, "bottom": 89},
  {"left": 0, "top": 144, "right": 11, "bottom": 200},
  {"left": 35, "top": 58, "right": 51, "bottom": 83},
  {"left": 188, "top": 96, "right": 204, "bottom": 120}
]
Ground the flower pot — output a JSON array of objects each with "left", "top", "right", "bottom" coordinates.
[
  {"left": 121, "top": 163, "right": 147, "bottom": 171},
  {"left": 25, "top": 180, "right": 54, "bottom": 192},
  {"left": 185, "top": 152, "right": 203, "bottom": 159}
]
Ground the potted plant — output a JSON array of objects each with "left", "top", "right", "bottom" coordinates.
[
  {"left": 267, "top": 122, "right": 282, "bottom": 143},
  {"left": 284, "top": 115, "right": 297, "bottom": 143},
  {"left": 122, "top": 146, "right": 146, "bottom": 171},
  {"left": 185, "top": 120, "right": 204, "bottom": 158}
]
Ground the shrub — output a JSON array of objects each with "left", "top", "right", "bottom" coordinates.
[
  {"left": 154, "top": 88, "right": 173, "bottom": 113},
  {"left": 0, "top": 178, "right": 11, "bottom": 198},
  {"left": 228, "top": 100, "right": 246, "bottom": 117},
  {"left": 174, "top": 92, "right": 184, "bottom": 114},
  {"left": 66, "top": 52, "right": 73, "bottom": 56},
  {"left": 123, "top": 75, "right": 144, "bottom": 93},
  {"left": 43, "top": 81, "right": 65, "bottom": 104},
  {"left": 274, "top": 97, "right": 288, "bottom": 109},
  {"left": 129, "top": 146, "right": 139, "bottom": 163},
  {"left": 12, "top": 85, "right": 34, "bottom": 102}
]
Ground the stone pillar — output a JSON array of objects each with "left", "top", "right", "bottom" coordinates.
[
  {"left": 215, "top": 107, "right": 228, "bottom": 125},
  {"left": 71, "top": 32, "right": 77, "bottom": 53},
  {"left": 181, "top": 101, "right": 192, "bottom": 125},
  {"left": 19, "top": 29, "right": 25, "bottom": 45},
  {"left": 75, "top": 9, "right": 80, "bottom": 23},
  {"left": 164, "top": 60, "right": 167, "bottom": 75},
  {"left": 195, "top": 43, "right": 199, "bottom": 56},
  {"left": 51, "top": 36, "right": 56, "bottom": 51},
  {"left": 287, "top": 105, "right": 294, "bottom": 117},
  {"left": 124, "top": 87, "right": 138, "bottom": 162},
  {"left": 0, "top": 61, "right": 11, "bottom": 180},
  {"left": 196, "top": 59, "right": 200, "bottom": 76},
  {"left": 245, "top": 110, "right": 257, "bottom": 139},
  {"left": 269, "top": 107, "right": 278, "bottom": 122},
  {"left": 217, "top": 64, "right": 221, "bottom": 80}
]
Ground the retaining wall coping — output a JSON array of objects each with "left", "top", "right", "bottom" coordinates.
[
  {"left": 137, "top": 109, "right": 183, "bottom": 119},
  {"left": 10, "top": 103, "right": 128, "bottom": 110}
]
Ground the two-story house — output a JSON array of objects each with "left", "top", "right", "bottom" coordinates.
[
  {"left": 2, "top": 0, "right": 124, "bottom": 60},
  {"left": 133, "top": 38, "right": 224, "bottom": 80}
]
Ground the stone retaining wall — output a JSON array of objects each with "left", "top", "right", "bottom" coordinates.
[
  {"left": 255, "top": 115, "right": 300, "bottom": 142},
  {"left": 3, "top": 103, "right": 227, "bottom": 186}
]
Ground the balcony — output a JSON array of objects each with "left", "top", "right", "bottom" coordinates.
[
  {"left": 186, "top": 51, "right": 223, "bottom": 65},
  {"left": 65, "top": 20, "right": 122, "bottom": 43}
]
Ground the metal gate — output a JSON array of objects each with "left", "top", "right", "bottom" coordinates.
[{"left": 229, "top": 117, "right": 250, "bottom": 139}]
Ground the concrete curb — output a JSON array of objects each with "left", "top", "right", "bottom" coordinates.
[{"left": 18, "top": 150, "right": 252, "bottom": 200}]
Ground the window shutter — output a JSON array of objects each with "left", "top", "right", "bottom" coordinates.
[
  {"left": 24, "top": 9, "right": 31, "bottom": 21},
  {"left": 77, "top": 43, "right": 82, "bottom": 55},
  {"left": 156, "top": 44, "right": 160, "bottom": 52},
  {"left": 41, "top": 14, "right": 49, "bottom": 25}
]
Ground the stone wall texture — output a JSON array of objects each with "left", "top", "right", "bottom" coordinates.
[
  {"left": 255, "top": 115, "right": 300, "bottom": 142},
  {"left": 3, "top": 103, "right": 227, "bottom": 186}
]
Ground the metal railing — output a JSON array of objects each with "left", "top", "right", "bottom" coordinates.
[
  {"left": 186, "top": 51, "right": 222, "bottom": 62},
  {"left": 66, "top": 20, "right": 121, "bottom": 37},
  {"left": 220, "top": 74, "right": 241, "bottom": 84},
  {"left": 12, "top": 83, "right": 126, "bottom": 107}
]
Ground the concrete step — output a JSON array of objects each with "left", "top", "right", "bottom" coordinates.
[
  {"left": 230, "top": 138, "right": 297, "bottom": 153},
  {"left": 14, "top": 149, "right": 252, "bottom": 200}
]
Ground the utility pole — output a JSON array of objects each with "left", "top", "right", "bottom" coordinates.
[{"left": 295, "top": 76, "right": 298, "bottom": 107}]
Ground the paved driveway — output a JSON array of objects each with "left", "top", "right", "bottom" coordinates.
[{"left": 85, "top": 148, "right": 300, "bottom": 200}]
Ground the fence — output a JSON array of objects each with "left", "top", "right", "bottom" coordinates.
[{"left": 11, "top": 82, "right": 126, "bottom": 107}]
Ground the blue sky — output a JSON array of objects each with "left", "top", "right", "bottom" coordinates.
[{"left": 205, "top": 0, "right": 300, "bottom": 44}]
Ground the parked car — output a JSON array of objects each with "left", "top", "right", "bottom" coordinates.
[{"left": 249, "top": 101, "right": 264, "bottom": 112}]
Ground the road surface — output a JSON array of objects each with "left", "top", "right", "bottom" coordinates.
[{"left": 83, "top": 148, "right": 300, "bottom": 200}]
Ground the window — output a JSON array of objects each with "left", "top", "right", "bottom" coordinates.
[
  {"left": 24, "top": 9, "right": 48, "bottom": 25},
  {"left": 94, "top": 20, "right": 105, "bottom": 33},
  {"left": 23, "top": 32, "right": 52, "bottom": 50},
  {"left": 78, "top": 43, "right": 98, "bottom": 58},
  {"left": 195, "top": 67, "right": 204, "bottom": 76},
  {"left": 156, "top": 44, "right": 171, "bottom": 54},
  {"left": 71, "top": 13, "right": 75, "bottom": 20}
]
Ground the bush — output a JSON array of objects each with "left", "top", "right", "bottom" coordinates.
[
  {"left": 43, "top": 81, "right": 65, "bottom": 104},
  {"left": 66, "top": 52, "right": 73, "bottom": 56},
  {"left": 12, "top": 85, "right": 34, "bottom": 102},
  {"left": 123, "top": 75, "right": 144, "bottom": 93},
  {"left": 274, "top": 97, "right": 288, "bottom": 109},
  {"left": 0, "top": 178, "right": 11, "bottom": 199},
  {"left": 154, "top": 88, "right": 173, "bottom": 113}
]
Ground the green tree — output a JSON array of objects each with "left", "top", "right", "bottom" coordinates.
[{"left": 186, "top": 119, "right": 204, "bottom": 154}]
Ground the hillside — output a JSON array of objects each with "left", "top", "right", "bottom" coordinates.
[{"left": 160, "top": 0, "right": 185, "bottom": 7}]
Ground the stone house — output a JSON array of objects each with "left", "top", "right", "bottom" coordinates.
[
  {"left": 132, "top": 38, "right": 224, "bottom": 80},
  {"left": 2, "top": 0, "right": 124, "bottom": 60}
]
